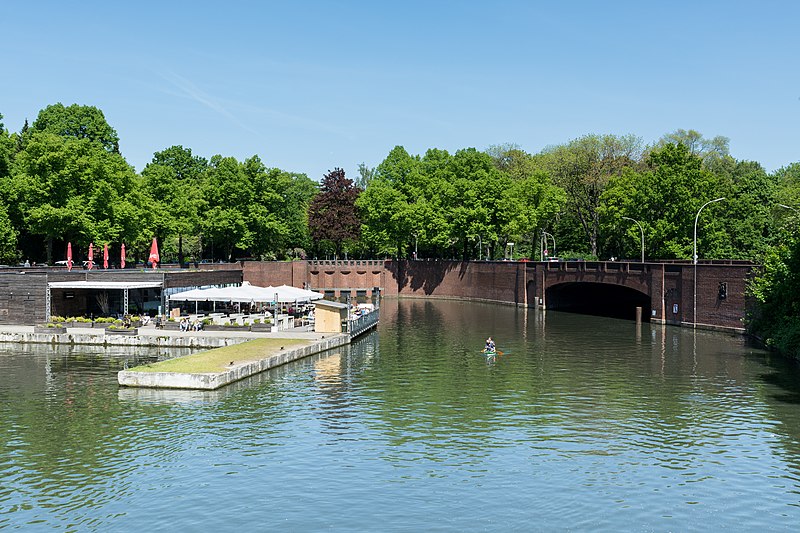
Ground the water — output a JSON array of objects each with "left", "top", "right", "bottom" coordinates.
[{"left": 2, "top": 300, "right": 800, "bottom": 531}]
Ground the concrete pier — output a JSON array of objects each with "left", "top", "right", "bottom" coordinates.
[{"left": 118, "top": 334, "right": 349, "bottom": 390}]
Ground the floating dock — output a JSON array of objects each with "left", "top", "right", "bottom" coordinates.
[{"left": 117, "top": 334, "right": 350, "bottom": 390}]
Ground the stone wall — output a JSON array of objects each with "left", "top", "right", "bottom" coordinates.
[{"left": 239, "top": 260, "right": 753, "bottom": 332}]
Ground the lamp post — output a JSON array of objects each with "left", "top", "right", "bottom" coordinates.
[
  {"left": 693, "top": 197, "right": 725, "bottom": 327},
  {"left": 542, "top": 231, "right": 556, "bottom": 259},
  {"left": 621, "top": 216, "right": 645, "bottom": 263},
  {"left": 693, "top": 197, "right": 725, "bottom": 265},
  {"left": 412, "top": 233, "right": 418, "bottom": 260},
  {"left": 506, "top": 242, "right": 515, "bottom": 260}
]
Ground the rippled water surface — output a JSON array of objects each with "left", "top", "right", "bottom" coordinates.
[{"left": 2, "top": 300, "right": 800, "bottom": 531}]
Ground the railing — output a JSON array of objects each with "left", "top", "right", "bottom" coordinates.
[
  {"left": 308, "top": 260, "right": 386, "bottom": 267},
  {"left": 348, "top": 309, "right": 379, "bottom": 338}
]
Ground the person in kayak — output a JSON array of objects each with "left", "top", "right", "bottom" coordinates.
[{"left": 484, "top": 336, "right": 496, "bottom": 353}]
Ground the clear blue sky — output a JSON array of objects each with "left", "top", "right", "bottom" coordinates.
[{"left": 2, "top": 1, "right": 798, "bottom": 178}]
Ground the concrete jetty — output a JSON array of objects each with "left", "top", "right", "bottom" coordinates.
[{"left": 117, "top": 333, "right": 349, "bottom": 390}]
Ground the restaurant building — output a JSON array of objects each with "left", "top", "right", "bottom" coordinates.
[{"left": 0, "top": 266, "right": 243, "bottom": 325}]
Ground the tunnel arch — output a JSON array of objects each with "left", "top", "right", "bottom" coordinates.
[{"left": 545, "top": 282, "right": 651, "bottom": 322}]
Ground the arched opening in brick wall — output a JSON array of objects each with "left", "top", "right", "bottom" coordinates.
[{"left": 546, "top": 282, "right": 651, "bottom": 322}]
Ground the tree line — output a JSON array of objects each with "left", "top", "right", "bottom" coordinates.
[{"left": 1, "top": 103, "right": 799, "bottom": 354}]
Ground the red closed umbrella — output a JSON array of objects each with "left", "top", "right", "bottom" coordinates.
[
  {"left": 103, "top": 244, "right": 109, "bottom": 269},
  {"left": 66, "top": 242, "right": 73, "bottom": 271},
  {"left": 121, "top": 243, "right": 126, "bottom": 269},
  {"left": 148, "top": 237, "right": 160, "bottom": 269},
  {"left": 88, "top": 242, "right": 94, "bottom": 270}
]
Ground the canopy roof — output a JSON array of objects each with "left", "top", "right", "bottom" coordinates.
[
  {"left": 48, "top": 280, "right": 163, "bottom": 290},
  {"left": 168, "top": 282, "right": 323, "bottom": 303}
]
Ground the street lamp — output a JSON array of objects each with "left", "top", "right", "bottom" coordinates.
[
  {"left": 412, "top": 233, "right": 418, "bottom": 260},
  {"left": 542, "top": 231, "right": 556, "bottom": 259},
  {"left": 621, "top": 216, "right": 645, "bottom": 263},
  {"left": 506, "top": 242, "right": 515, "bottom": 260},
  {"left": 693, "top": 197, "right": 725, "bottom": 327},
  {"left": 693, "top": 197, "right": 725, "bottom": 265}
]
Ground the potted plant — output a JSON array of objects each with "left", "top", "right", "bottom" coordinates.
[
  {"left": 49, "top": 315, "right": 68, "bottom": 327},
  {"left": 34, "top": 322, "right": 67, "bottom": 334},
  {"left": 105, "top": 324, "right": 138, "bottom": 336},
  {"left": 93, "top": 317, "right": 117, "bottom": 329},
  {"left": 250, "top": 318, "right": 273, "bottom": 332},
  {"left": 71, "top": 316, "right": 93, "bottom": 328}
]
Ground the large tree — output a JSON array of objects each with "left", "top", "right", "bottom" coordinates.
[
  {"left": 540, "top": 134, "right": 642, "bottom": 257},
  {"left": 599, "top": 143, "right": 772, "bottom": 261},
  {"left": 308, "top": 168, "right": 361, "bottom": 258},
  {"left": 656, "top": 128, "right": 729, "bottom": 166},
  {"left": 31, "top": 103, "right": 120, "bottom": 153},
  {"left": 142, "top": 146, "right": 208, "bottom": 264},
  {"left": 13, "top": 131, "right": 146, "bottom": 263}
]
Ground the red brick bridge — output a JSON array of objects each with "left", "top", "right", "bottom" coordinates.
[{"left": 243, "top": 259, "right": 755, "bottom": 333}]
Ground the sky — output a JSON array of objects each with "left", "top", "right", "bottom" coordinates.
[{"left": 1, "top": 1, "right": 798, "bottom": 178}]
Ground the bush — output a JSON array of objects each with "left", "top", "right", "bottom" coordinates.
[{"left": 49, "top": 315, "right": 66, "bottom": 323}]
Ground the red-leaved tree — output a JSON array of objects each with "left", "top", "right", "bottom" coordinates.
[{"left": 308, "top": 168, "right": 361, "bottom": 257}]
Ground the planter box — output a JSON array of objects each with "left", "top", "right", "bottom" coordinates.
[
  {"left": 250, "top": 324, "right": 273, "bottom": 332},
  {"left": 162, "top": 322, "right": 180, "bottom": 330},
  {"left": 71, "top": 322, "right": 94, "bottom": 328},
  {"left": 201, "top": 324, "right": 225, "bottom": 331},
  {"left": 105, "top": 328, "right": 138, "bottom": 336},
  {"left": 34, "top": 326, "right": 67, "bottom": 334}
]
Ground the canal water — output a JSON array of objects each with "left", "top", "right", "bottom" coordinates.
[{"left": 2, "top": 299, "right": 800, "bottom": 531}]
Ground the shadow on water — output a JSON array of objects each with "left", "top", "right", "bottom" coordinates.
[{"left": 750, "top": 350, "right": 800, "bottom": 404}]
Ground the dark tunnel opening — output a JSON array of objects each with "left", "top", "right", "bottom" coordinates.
[{"left": 545, "top": 282, "right": 651, "bottom": 322}]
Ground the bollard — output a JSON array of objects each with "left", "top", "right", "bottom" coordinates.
[{"left": 636, "top": 306, "right": 642, "bottom": 325}]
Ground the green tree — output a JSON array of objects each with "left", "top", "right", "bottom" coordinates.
[
  {"left": 0, "top": 202, "right": 18, "bottom": 264},
  {"left": 0, "top": 113, "right": 12, "bottom": 180},
  {"left": 600, "top": 143, "right": 755, "bottom": 261},
  {"left": 200, "top": 155, "right": 253, "bottom": 261},
  {"left": 31, "top": 103, "right": 120, "bottom": 153},
  {"left": 656, "top": 128, "right": 729, "bottom": 166},
  {"left": 142, "top": 146, "right": 207, "bottom": 264},
  {"left": 540, "top": 134, "right": 642, "bottom": 257},
  {"left": 355, "top": 162, "right": 375, "bottom": 189},
  {"left": 358, "top": 147, "right": 420, "bottom": 257},
  {"left": 13, "top": 132, "right": 141, "bottom": 263},
  {"left": 308, "top": 168, "right": 361, "bottom": 258}
]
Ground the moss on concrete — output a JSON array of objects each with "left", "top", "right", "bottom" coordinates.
[{"left": 130, "top": 338, "right": 310, "bottom": 373}]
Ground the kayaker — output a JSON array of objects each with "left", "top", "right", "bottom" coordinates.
[{"left": 484, "top": 336, "right": 496, "bottom": 353}]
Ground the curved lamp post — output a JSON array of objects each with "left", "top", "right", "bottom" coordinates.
[
  {"left": 621, "top": 216, "right": 645, "bottom": 263},
  {"left": 542, "top": 231, "right": 556, "bottom": 259},
  {"left": 693, "top": 197, "right": 725, "bottom": 265},
  {"left": 693, "top": 197, "right": 725, "bottom": 327}
]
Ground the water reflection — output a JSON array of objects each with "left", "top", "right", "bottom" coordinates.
[{"left": 2, "top": 302, "right": 800, "bottom": 531}]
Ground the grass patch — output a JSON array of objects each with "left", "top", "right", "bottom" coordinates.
[{"left": 129, "top": 338, "right": 310, "bottom": 373}]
